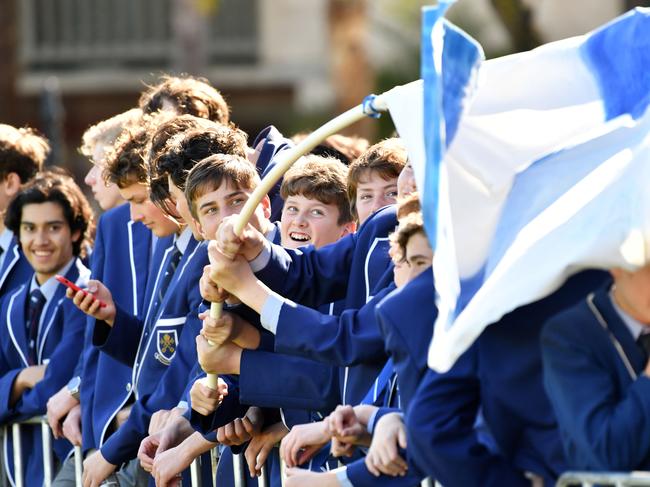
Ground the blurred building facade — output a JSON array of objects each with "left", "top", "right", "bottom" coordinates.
[{"left": 0, "top": 0, "right": 645, "bottom": 173}]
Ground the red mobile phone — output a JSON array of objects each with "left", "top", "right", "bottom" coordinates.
[{"left": 55, "top": 275, "right": 107, "bottom": 308}]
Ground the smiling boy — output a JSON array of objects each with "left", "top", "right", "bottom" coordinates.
[{"left": 0, "top": 171, "right": 93, "bottom": 486}]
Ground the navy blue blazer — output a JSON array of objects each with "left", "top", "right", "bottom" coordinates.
[
  {"left": 542, "top": 284, "right": 650, "bottom": 471},
  {"left": 100, "top": 241, "right": 208, "bottom": 465},
  {"left": 0, "top": 259, "right": 89, "bottom": 486},
  {"left": 0, "top": 234, "right": 33, "bottom": 297},
  {"left": 406, "top": 269, "right": 610, "bottom": 487},
  {"left": 376, "top": 268, "right": 435, "bottom": 408},
  {"left": 80, "top": 204, "right": 152, "bottom": 452},
  {"left": 255, "top": 206, "right": 396, "bottom": 406}
]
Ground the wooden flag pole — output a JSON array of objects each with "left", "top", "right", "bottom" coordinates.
[{"left": 204, "top": 94, "right": 388, "bottom": 388}]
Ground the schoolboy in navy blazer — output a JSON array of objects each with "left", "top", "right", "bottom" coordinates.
[
  {"left": 80, "top": 203, "right": 152, "bottom": 452},
  {"left": 99, "top": 236, "right": 207, "bottom": 466},
  {"left": 542, "top": 270, "right": 650, "bottom": 471},
  {"left": 0, "top": 123, "right": 48, "bottom": 298},
  {"left": 0, "top": 171, "right": 93, "bottom": 487},
  {"left": 0, "top": 260, "right": 90, "bottom": 486},
  {"left": 406, "top": 269, "right": 609, "bottom": 487}
]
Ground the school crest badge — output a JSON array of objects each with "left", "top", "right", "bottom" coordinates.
[{"left": 156, "top": 329, "right": 178, "bottom": 364}]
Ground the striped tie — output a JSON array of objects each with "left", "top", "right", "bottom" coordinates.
[{"left": 27, "top": 289, "right": 46, "bottom": 365}]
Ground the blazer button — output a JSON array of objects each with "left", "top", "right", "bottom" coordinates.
[{"left": 125, "top": 383, "right": 132, "bottom": 392}]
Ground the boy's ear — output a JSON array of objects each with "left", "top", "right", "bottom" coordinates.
[
  {"left": 71, "top": 229, "right": 82, "bottom": 247},
  {"left": 261, "top": 195, "right": 272, "bottom": 220},
  {"left": 340, "top": 221, "right": 356, "bottom": 238},
  {"left": 1, "top": 172, "right": 22, "bottom": 198}
]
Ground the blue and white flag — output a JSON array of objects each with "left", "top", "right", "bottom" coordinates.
[{"left": 385, "top": 7, "right": 650, "bottom": 372}]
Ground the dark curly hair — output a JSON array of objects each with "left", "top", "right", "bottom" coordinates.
[
  {"left": 139, "top": 75, "right": 230, "bottom": 124},
  {"left": 0, "top": 124, "right": 50, "bottom": 183},
  {"left": 5, "top": 169, "right": 94, "bottom": 258}
]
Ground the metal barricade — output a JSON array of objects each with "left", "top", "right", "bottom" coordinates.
[
  {"left": 557, "top": 471, "right": 650, "bottom": 487},
  {"left": 6, "top": 416, "right": 55, "bottom": 487}
]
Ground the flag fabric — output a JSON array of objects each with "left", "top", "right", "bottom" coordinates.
[{"left": 385, "top": 7, "right": 650, "bottom": 373}]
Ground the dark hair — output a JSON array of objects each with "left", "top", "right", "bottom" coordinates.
[
  {"left": 79, "top": 109, "right": 142, "bottom": 162},
  {"left": 0, "top": 124, "right": 50, "bottom": 183},
  {"left": 347, "top": 138, "right": 407, "bottom": 219},
  {"left": 139, "top": 75, "right": 230, "bottom": 124},
  {"left": 280, "top": 155, "right": 353, "bottom": 225},
  {"left": 396, "top": 192, "right": 421, "bottom": 219},
  {"left": 184, "top": 154, "right": 259, "bottom": 220},
  {"left": 149, "top": 121, "right": 248, "bottom": 212},
  {"left": 102, "top": 115, "right": 154, "bottom": 189},
  {"left": 390, "top": 211, "right": 425, "bottom": 264},
  {"left": 5, "top": 169, "right": 94, "bottom": 258},
  {"left": 292, "top": 132, "right": 369, "bottom": 166}
]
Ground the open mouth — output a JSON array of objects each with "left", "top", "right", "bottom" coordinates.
[{"left": 289, "top": 231, "right": 311, "bottom": 243}]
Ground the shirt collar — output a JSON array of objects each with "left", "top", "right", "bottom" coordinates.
[
  {"left": 610, "top": 290, "right": 648, "bottom": 340},
  {"left": 30, "top": 258, "right": 76, "bottom": 302},
  {"left": 0, "top": 228, "right": 14, "bottom": 254},
  {"left": 174, "top": 227, "right": 192, "bottom": 255}
]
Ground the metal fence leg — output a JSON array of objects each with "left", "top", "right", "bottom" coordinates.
[
  {"left": 210, "top": 446, "right": 219, "bottom": 481},
  {"left": 233, "top": 452, "right": 246, "bottom": 487},
  {"left": 258, "top": 463, "right": 269, "bottom": 487},
  {"left": 74, "top": 446, "right": 83, "bottom": 487},
  {"left": 41, "top": 419, "right": 53, "bottom": 487},
  {"left": 12, "top": 423, "right": 23, "bottom": 487},
  {"left": 279, "top": 452, "right": 287, "bottom": 487},
  {"left": 190, "top": 457, "right": 203, "bottom": 487}
]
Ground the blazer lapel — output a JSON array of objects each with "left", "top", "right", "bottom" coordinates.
[
  {"left": 130, "top": 220, "right": 151, "bottom": 318},
  {"left": 592, "top": 289, "right": 647, "bottom": 375},
  {"left": 0, "top": 240, "right": 20, "bottom": 293},
  {"left": 7, "top": 285, "right": 29, "bottom": 367}
]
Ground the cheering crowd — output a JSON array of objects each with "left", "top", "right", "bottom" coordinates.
[{"left": 0, "top": 73, "right": 648, "bottom": 487}]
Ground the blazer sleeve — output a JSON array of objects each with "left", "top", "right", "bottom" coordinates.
[
  {"left": 405, "top": 349, "right": 530, "bottom": 487},
  {"left": 238, "top": 350, "right": 340, "bottom": 411},
  {"left": 254, "top": 236, "right": 356, "bottom": 309},
  {"left": 93, "top": 305, "right": 143, "bottom": 366},
  {"left": 0, "top": 368, "right": 22, "bottom": 422},
  {"left": 542, "top": 315, "right": 650, "bottom": 470},
  {"left": 274, "top": 286, "right": 393, "bottom": 367}
]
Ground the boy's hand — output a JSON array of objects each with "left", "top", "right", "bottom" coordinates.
[
  {"left": 280, "top": 421, "right": 330, "bottom": 468},
  {"left": 148, "top": 407, "right": 186, "bottom": 435},
  {"left": 190, "top": 377, "right": 228, "bottom": 416},
  {"left": 245, "top": 421, "right": 289, "bottom": 477},
  {"left": 196, "top": 335, "right": 242, "bottom": 375},
  {"left": 199, "top": 309, "right": 238, "bottom": 346},
  {"left": 46, "top": 385, "right": 79, "bottom": 439},
  {"left": 326, "top": 405, "right": 369, "bottom": 444},
  {"left": 365, "top": 413, "right": 408, "bottom": 477},
  {"left": 208, "top": 246, "right": 256, "bottom": 296},
  {"left": 67, "top": 280, "right": 116, "bottom": 326},
  {"left": 152, "top": 443, "right": 190, "bottom": 487},
  {"left": 82, "top": 450, "right": 116, "bottom": 487},
  {"left": 199, "top": 265, "right": 230, "bottom": 303},
  {"left": 215, "top": 216, "right": 266, "bottom": 261},
  {"left": 61, "top": 404, "right": 82, "bottom": 446},
  {"left": 138, "top": 418, "right": 189, "bottom": 472},
  {"left": 18, "top": 364, "right": 46, "bottom": 389},
  {"left": 216, "top": 406, "right": 264, "bottom": 446}
]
